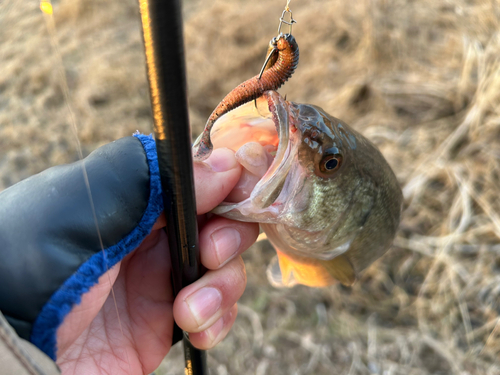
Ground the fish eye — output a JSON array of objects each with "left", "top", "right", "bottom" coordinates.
[{"left": 318, "top": 153, "right": 343, "bottom": 175}]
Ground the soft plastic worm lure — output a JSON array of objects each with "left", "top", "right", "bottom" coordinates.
[{"left": 192, "top": 33, "right": 299, "bottom": 160}]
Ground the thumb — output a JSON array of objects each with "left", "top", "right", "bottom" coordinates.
[{"left": 194, "top": 148, "right": 242, "bottom": 215}]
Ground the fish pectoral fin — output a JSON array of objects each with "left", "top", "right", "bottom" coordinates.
[
  {"left": 266, "top": 249, "right": 357, "bottom": 288},
  {"left": 266, "top": 255, "right": 291, "bottom": 288},
  {"left": 271, "top": 250, "right": 338, "bottom": 287},
  {"left": 256, "top": 232, "right": 268, "bottom": 243},
  {"left": 322, "top": 255, "right": 356, "bottom": 287}
]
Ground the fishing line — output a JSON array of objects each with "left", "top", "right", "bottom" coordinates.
[{"left": 39, "top": 1, "right": 132, "bottom": 372}]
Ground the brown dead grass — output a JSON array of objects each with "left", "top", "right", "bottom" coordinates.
[{"left": 1, "top": 0, "right": 500, "bottom": 374}]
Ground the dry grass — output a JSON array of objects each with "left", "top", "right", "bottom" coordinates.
[{"left": 1, "top": 0, "right": 500, "bottom": 374}]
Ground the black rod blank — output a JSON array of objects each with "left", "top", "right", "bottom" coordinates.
[{"left": 138, "top": 0, "right": 207, "bottom": 373}]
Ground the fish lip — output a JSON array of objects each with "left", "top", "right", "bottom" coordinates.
[{"left": 249, "top": 90, "right": 295, "bottom": 209}]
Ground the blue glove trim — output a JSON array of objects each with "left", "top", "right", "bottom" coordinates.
[{"left": 30, "top": 134, "right": 163, "bottom": 360}]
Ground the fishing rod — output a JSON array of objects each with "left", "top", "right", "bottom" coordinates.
[
  {"left": 138, "top": 0, "right": 207, "bottom": 374},
  {"left": 137, "top": 1, "right": 297, "bottom": 373}
]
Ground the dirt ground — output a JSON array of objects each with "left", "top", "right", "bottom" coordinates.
[{"left": 2, "top": 0, "right": 500, "bottom": 374}]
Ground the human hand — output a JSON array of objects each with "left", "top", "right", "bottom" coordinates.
[
  {"left": 0, "top": 135, "right": 258, "bottom": 375},
  {"left": 56, "top": 147, "right": 258, "bottom": 375}
]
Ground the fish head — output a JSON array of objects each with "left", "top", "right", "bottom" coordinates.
[{"left": 203, "top": 90, "right": 403, "bottom": 287}]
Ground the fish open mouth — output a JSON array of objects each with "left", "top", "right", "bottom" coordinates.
[{"left": 206, "top": 90, "right": 296, "bottom": 219}]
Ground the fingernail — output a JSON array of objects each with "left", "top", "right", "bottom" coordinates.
[
  {"left": 211, "top": 228, "right": 241, "bottom": 267},
  {"left": 204, "top": 316, "right": 224, "bottom": 343},
  {"left": 205, "top": 148, "right": 239, "bottom": 172},
  {"left": 185, "top": 287, "right": 222, "bottom": 327}
]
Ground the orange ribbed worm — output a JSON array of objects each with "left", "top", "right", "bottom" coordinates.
[{"left": 193, "top": 33, "right": 299, "bottom": 160}]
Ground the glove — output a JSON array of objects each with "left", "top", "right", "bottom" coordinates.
[{"left": 0, "top": 135, "right": 162, "bottom": 359}]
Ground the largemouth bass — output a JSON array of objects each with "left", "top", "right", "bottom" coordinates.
[{"left": 194, "top": 90, "right": 402, "bottom": 288}]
